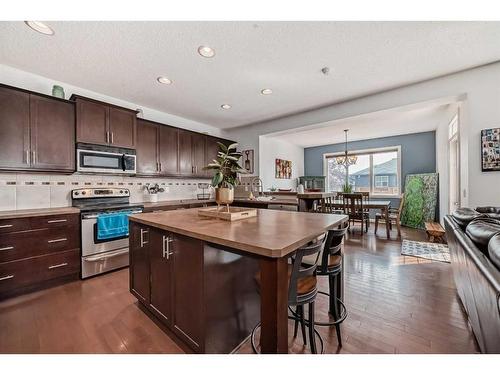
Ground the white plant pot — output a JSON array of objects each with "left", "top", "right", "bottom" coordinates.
[{"left": 148, "top": 193, "right": 158, "bottom": 203}]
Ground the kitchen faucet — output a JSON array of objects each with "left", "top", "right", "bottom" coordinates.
[{"left": 251, "top": 177, "right": 264, "bottom": 196}]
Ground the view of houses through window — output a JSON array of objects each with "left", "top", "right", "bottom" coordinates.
[{"left": 325, "top": 148, "right": 400, "bottom": 196}]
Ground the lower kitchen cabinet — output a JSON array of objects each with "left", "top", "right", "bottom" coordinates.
[
  {"left": 129, "top": 222, "right": 151, "bottom": 304},
  {"left": 0, "top": 213, "right": 80, "bottom": 299},
  {"left": 149, "top": 228, "right": 173, "bottom": 325},
  {"left": 129, "top": 221, "right": 259, "bottom": 353}
]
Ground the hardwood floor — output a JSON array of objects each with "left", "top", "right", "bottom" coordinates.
[{"left": 0, "top": 226, "right": 479, "bottom": 354}]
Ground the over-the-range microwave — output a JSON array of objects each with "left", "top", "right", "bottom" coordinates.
[{"left": 76, "top": 143, "right": 136, "bottom": 175}]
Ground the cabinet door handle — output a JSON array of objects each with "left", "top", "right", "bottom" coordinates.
[
  {"left": 162, "top": 235, "right": 174, "bottom": 259},
  {"left": 106, "top": 131, "right": 110, "bottom": 143},
  {"left": 48, "top": 262, "right": 68, "bottom": 270},
  {"left": 48, "top": 238, "right": 67, "bottom": 243},
  {"left": 156, "top": 162, "right": 159, "bottom": 172},
  {"left": 0, "top": 275, "right": 14, "bottom": 281},
  {"left": 140, "top": 228, "right": 149, "bottom": 247},
  {"left": 111, "top": 132, "right": 114, "bottom": 144},
  {"left": 0, "top": 246, "right": 14, "bottom": 251},
  {"left": 47, "top": 219, "right": 67, "bottom": 223},
  {"left": 26, "top": 150, "right": 30, "bottom": 165},
  {"left": 0, "top": 224, "right": 13, "bottom": 229},
  {"left": 159, "top": 163, "right": 162, "bottom": 172},
  {"left": 32, "top": 150, "right": 36, "bottom": 164}
]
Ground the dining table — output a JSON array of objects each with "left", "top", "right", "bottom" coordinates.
[{"left": 328, "top": 199, "right": 393, "bottom": 238}]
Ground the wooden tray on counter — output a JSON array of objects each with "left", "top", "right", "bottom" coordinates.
[{"left": 198, "top": 206, "right": 257, "bottom": 221}]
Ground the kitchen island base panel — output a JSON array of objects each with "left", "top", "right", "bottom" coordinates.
[{"left": 129, "top": 221, "right": 260, "bottom": 353}]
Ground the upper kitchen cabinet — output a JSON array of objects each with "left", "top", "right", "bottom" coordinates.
[
  {"left": 30, "top": 95, "right": 75, "bottom": 171},
  {"left": 0, "top": 84, "right": 75, "bottom": 173},
  {"left": 72, "top": 95, "right": 137, "bottom": 149},
  {"left": 0, "top": 86, "right": 30, "bottom": 170},
  {"left": 137, "top": 119, "right": 179, "bottom": 176},
  {"left": 178, "top": 130, "right": 207, "bottom": 177}
]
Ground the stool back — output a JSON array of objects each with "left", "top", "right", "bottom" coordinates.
[
  {"left": 318, "top": 222, "right": 348, "bottom": 274},
  {"left": 289, "top": 240, "right": 323, "bottom": 304}
]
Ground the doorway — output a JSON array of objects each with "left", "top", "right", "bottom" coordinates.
[{"left": 448, "top": 113, "right": 460, "bottom": 213}]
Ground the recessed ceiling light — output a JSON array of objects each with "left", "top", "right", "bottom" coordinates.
[
  {"left": 221, "top": 104, "right": 231, "bottom": 110},
  {"left": 157, "top": 76, "right": 172, "bottom": 85},
  {"left": 25, "top": 21, "right": 54, "bottom": 36},
  {"left": 198, "top": 46, "right": 215, "bottom": 58},
  {"left": 261, "top": 88, "right": 273, "bottom": 95}
]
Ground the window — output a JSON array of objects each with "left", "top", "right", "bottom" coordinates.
[
  {"left": 324, "top": 146, "right": 401, "bottom": 197},
  {"left": 375, "top": 175, "right": 389, "bottom": 188}
]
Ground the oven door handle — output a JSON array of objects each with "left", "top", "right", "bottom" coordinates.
[
  {"left": 82, "top": 210, "right": 143, "bottom": 220},
  {"left": 85, "top": 248, "right": 129, "bottom": 262}
]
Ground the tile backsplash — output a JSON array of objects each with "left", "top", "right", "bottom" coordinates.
[{"left": 0, "top": 173, "right": 212, "bottom": 211}]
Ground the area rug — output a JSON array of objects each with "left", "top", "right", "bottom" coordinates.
[{"left": 401, "top": 239, "right": 450, "bottom": 263}]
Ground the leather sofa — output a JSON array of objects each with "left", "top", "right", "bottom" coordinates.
[{"left": 444, "top": 207, "right": 500, "bottom": 353}]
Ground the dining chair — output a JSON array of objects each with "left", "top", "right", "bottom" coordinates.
[
  {"left": 342, "top": 193, "right": 368, "bottom": 234},
  {"left": 360, "top": 192, "right": 370, "bottom": 228},
  {"left": 375, "top": 194, "right": 405, "bottom": 237}
]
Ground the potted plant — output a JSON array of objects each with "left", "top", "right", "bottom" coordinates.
[
  {"left": 144, "top": 183, "right": 165, "bottom": 203},
  {"left": 204, "top": 142, "right": 247, "bottom": 208},
  {"left": 342, "top": 182, "right": 353, "bottom": 193}
]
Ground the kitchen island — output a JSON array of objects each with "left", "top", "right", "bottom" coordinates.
[{"left": 129, "top": 208, "right": 347, "bottom": 353}]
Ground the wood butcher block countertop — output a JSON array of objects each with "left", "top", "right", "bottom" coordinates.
[
  {"left": 130, "top": 208, "right": 347, "bottom": 258},
  {"left": 0, "top": 206, "right": 81, "bottom": 219}
]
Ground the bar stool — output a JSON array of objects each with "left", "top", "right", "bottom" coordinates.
[
  {"left": 299, "top": 222, "right": 348, "bottom": 346},
  {"left": 251, "top": 240, "right": 325, "bottom": 354}
]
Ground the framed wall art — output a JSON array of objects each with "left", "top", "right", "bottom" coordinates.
[
  {"left": 242, "top": 149, "right": 254, "bottom": 174},
  {"left": 481, "top": 127, "right": 500, "bottom": 172},
  {"left": 275, "top": 158, "right": 292, "bottom": 179}
]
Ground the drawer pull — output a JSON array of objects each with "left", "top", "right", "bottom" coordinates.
[
  {"left": 48, "top": 262, "right": 68, "bottom": 270},
  {"left": 47, "top": 219, "right": 67, "bottom": 223},
  {"left": 0, "top": 275, "right": 14, "bottom": 281},
  {"left": 0, "top": 246, "right": 14, "bottom": 251},
  {"left": 0, "top": 224, "right": 13, "bottom": 229},
  {"left": 47, "top": 238, "right": 67, "bottom": 243}
]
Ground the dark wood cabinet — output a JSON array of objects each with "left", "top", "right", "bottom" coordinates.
[
  {"left": 136, "top": 119, "right": 159, "bottom": 175},
  {"left": 30, "top": 95, "right": 75, "bottom": 171},
  {"left": 0, "top": 87, "right": 30, "bottom": 170},
  {"left": 75, "top": 98, "right": 108, "bottom": 145},
  {"left": 178, "top": 129, "right": 193, "bottom": 175},
  {"left": 149, "top": 228, "right": 174, "bottom": 325},
  {"left": 192, "top": 133, "right": 206, "bottom": 177},
  {"left": 158, "top": 125, "right": 179, "bottom": 175},
  {"left": 128, "top": 223, "right": 260, "bottom": 353},
  {"left": 171, "top": 234, "right": 204, "bottom": 351},
  {"left": 0, "top": 213, "right": 80, "bottom": 299},
  {"left": 136, "top": 119, "right": 179, "bottom": 176},
  {"left": 0, "top": 84, "right": 75, "bottom": 173},
  {"left": 109, "top": 106, "right": 136, "bottom": 148},
  {"left": 129, "top": 222, "right": 150, "bottom": 304},
  {"left": 73, "top": 95, "right": 137, "bottom": 149}
]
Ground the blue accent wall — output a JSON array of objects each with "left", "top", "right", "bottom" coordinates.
[{"left": 304, "top": 131, "right": 437, "bottom": 216}]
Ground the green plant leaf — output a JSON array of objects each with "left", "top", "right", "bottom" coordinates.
[
  {"left": 211, "top": 172, "right": 223, "bottom": 188},
  {"left": 227, "top": 143, "right": 238, "bottom": 150},
  {"left": 217, "top": 142, "right": 228, "bottom": 152}
]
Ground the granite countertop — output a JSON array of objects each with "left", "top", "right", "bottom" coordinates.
[
  {"left": 0, "top": 206, "right": 81, "bottom": 220},
  {"left": 130, "top": 208, "right": 347, "bottom": 258}
]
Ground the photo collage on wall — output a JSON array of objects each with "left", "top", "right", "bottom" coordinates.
[
  {"left": 481, "top": 127, "right": 500, "bottom": 171},
  {"left": 275, "top": 158, "right": 292, "bottom": 179}
]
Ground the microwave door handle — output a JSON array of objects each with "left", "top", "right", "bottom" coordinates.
[{"left": 121, "top": 154, "right": 126, "bottom": 171}]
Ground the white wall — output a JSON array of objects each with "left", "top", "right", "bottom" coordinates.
[
  {"left": 0, "top": 64, "right": 222, "bottom": 136},
  {"left": 225, "top": 62, "right": 500, "bottom": 208},
  {"left": 258, "top": 136, "right": 304, "bottom": 191}
]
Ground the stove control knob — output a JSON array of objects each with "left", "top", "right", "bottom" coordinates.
[
  {"left": 119, "top": 190, "right": 124, "bottom": 194},
  {"left": 74, "top": 192, "right": 79, "bottom": 196},
  {"left": 81, "top": 191, "right": 86, "bottom": 195}
]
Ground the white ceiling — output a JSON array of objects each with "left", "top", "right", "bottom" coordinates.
[
  {"left": 0, "top": 21, "right": 499, "bottom": 129},
  {"left": 267, "top": 103, "right": 454, "bottom": 148}
]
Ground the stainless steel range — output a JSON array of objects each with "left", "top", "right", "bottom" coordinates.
[{"left": 72, "top": 188, "right": 143, "bottom": 278}]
